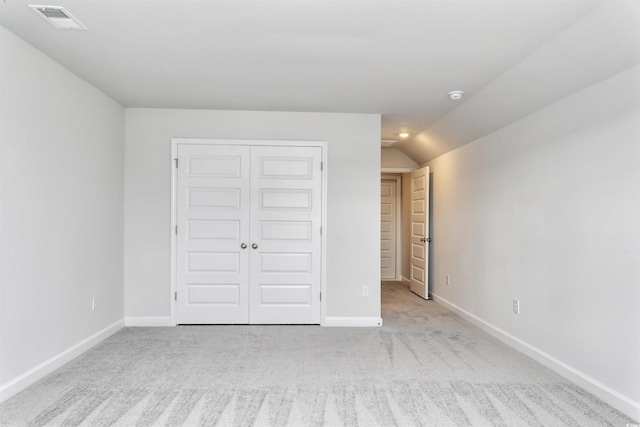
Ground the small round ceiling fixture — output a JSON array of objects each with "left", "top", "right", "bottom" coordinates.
[
  {"left": 448, "top": 90, "right": 464, "bottom": 100},
  {"left": 398, "top": 132, "right": 411, "bottom": 138}
]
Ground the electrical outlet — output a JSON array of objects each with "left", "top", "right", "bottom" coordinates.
[
  {"left": 512, "top": 299, "right": 519, "bottom": 315},
  {"left": 92, "top": 296, "right": 98, "bottom": 311},
  {"left": 362, "top": 285, "right": 369, "bottom": 297},
  {"left": 446, "top": 274, "right": 451, "bottom": 286}
]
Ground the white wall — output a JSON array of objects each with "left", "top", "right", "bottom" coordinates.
[
  {"left": 0, "top": 27, "right": 125, "bottom": 396},
  {"left": 381, "top": 148, "right": 418, "bottom": 170},
  {"left": 427, "top": 65, "right": 640, "bottom": 418},
  {"left": 124, "top": 109, "right": 381, "bottom": 324},
  {"left": 405, "top": 0, "right": 640, "bottom": 166}
]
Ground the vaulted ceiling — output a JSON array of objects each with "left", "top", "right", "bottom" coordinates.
[{"left": 1, "top": 0, "right": 639, "bottom": 164}]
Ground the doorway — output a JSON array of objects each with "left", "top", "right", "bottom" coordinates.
[{"left": 380, "top": 167, "right": 431, "bottom": 299}]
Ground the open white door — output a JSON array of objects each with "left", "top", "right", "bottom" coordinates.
[{"left": 409, "top": 166, "right": 430, "bottom": 299}]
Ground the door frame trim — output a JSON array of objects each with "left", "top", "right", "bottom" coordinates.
[
  {"left": 381, "top": 175, "right": 402, "bottom": 281},
  {"left": 170, "top": 138, "right": 328, "bottom": 326}
]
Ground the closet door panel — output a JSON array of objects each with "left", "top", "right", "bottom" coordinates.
[
  {"left": 176, "top": 143, "right": 323, "bottom": 325},
  {"left": 249, "top": 146, "right": 322, "bottom": 324},
  {"left": 176, "top": 145, "right": 251, "bottom": 324}
]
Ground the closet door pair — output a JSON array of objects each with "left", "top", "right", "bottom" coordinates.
[{"left": 176, "top": 144, "right": 322, "bottom": 324}]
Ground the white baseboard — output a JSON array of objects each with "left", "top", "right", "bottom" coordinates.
[
  {"left": 0, "top": 319, "right": 124, "bottom": 404},
  {"left": 323, "top": 316, "right": 383, "bottom": 327},
  {"left": 125, "top": 316, "right": 172, "bottom": 326},
  {"left": 431, "top": 293, "right": 640, "bottom": 421}
]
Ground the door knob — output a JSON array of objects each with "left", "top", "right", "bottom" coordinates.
[
  {"left": 240, "top": 243, "right": 247, "bottom": 249},
  {"left": 252, "top": 243, "right": 258, "bottom": 249}
]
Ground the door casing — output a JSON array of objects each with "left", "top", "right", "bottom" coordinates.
[{"left": 170, "top": 138, "right": 328, "bottom": 326}]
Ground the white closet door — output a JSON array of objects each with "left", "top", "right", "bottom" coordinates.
[
  {"left": 410, "top": 166, "right": 430, "bottom": 299},
  {"left": 249, "top": 146, "right": 322, "bottom": 324},
  {"left": 176, "top": 145, "right": 251, "bottom": 324},
  {"left": 381, "top": 179, "right": 397, "bottom": 280}
]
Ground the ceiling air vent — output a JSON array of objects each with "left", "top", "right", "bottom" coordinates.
[{"left": 29, "top": 5, "right": 87, "bottom": 30}]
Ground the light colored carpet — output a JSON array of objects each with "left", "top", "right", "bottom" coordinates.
[{"left": 0, "top": 281, "right": 634, "bottom": 426}]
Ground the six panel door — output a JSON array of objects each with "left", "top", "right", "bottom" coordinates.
[{"left": 176, "top": 144, "right": 322, "bottom": 324}]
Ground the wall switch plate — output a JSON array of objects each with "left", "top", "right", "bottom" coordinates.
[
  {"left": 92, "top": 296, "right": 98, "bottom": 311},
  {"left": 362, "top": 285, "right": 369, "bottom": 297},
  {"left": 513, "top": 299, "right": 520, "bottom": 315},
  {"left": 446, "top": 274, "right": 451, "bottom": 286}
]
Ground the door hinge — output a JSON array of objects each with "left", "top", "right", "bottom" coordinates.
[
  {"left": 174, "top": 291, "right": 177, "bottom": 301},
  {"left": 175, "top": 225, "right": 178, "bottom": 235},
  {"left": 320, "top": 161, "right": 323, "bottom": 171},
  {"left": 320, "top": 226, "right": 322, "bottom": 236},
  {"left": 174, "top": 158, "right": 178, "bottom": 168},
  {"left": 320, "top": 292, "right": 322, "bottom": 301}
]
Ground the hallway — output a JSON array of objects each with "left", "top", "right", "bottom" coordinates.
[{"left": 0, "top": 282, "right": 633, "bottom": 426}]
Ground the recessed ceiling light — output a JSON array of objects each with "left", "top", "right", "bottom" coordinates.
[
  {"left": 398, "top": 132, "right": 411, "bottom": 138},
  {"left": 448, "top": 91, "right": 464, "bottom": 101},
  {"left": 29, "top": 5, "right": 87, "bottom": 30}
]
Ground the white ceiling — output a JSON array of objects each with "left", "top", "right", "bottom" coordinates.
[{"left": 2, "top": 0, "right": 639, "bottom": 164}]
